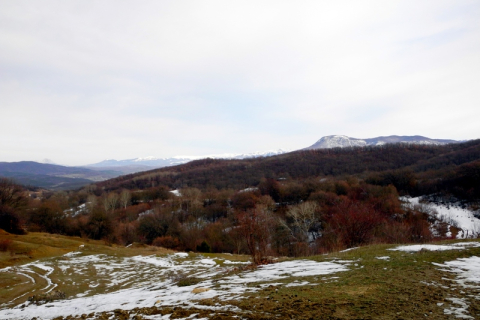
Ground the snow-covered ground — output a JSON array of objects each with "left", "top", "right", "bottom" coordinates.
[
  {"left": 0, "top": 252, "right": 351, "bottom": 320},
  {"left": 401, "top": 197, "right": 480, "bottom": 238}
]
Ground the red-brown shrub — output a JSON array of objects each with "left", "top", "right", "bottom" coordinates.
[
  {"left": 329, "top": 200, "right": 385, "bottom": 247},
  {"left": 152, "top": 236, "right": 181, "bottom": 250}
]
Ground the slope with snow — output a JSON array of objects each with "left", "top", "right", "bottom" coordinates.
[
  {"left": 0, "top": 252, "right": 350, "bottom": 319},
  {"left": 402, "top": 197, "right": 480, "bottom": 239},
  {"left": 306, "top": 135, "right": 459, "bottom": 150}
]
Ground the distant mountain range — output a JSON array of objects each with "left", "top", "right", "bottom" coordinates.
[{"left": 305, "top": 135, "right": 460, "bottom": 150}]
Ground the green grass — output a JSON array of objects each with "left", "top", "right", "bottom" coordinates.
[{"left": 231, "top": 240, "right": 480, "bottom": 319}]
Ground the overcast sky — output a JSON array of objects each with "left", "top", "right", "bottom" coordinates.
[{"left": 1, "top": 1, "right": 479, "bottom": 166}]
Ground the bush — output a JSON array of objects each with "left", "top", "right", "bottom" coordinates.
[
  {"left": 152, "top": 236, "right": 181, "bottom": 250},
  {"left": 0, "top": 205, "right": 26, "bottom": 235},
  {"left": 196, "top": 240, "right": 211, "bottom": 253},
  {"left": 176, "top": 275, "right": 201, "bottom": 287},
  {"left": 28, "top": 290, "right": 66, "bottom": 305}
]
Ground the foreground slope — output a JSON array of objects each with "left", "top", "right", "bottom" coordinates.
[{"left": 1, "top": 232, "right": 480, "bottom": 319}]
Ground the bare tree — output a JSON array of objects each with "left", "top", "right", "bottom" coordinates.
[
  {"left": 285, "top": 201, "right": 320, "bottom": 243},
  {"left": 119, "top": 190, "right": 131, "bottom": 209},
  {"left": 237, "top": 205, "right": 276, "bottom": 264},
  {"left": 0, "top": 178, "right": 28, "bottom": 209},
  {"left": 103, "top": 192, "right": 119, "bottom": 213},
  {"left": 86, "top": 195, "right": 97, "bottom": 213}
]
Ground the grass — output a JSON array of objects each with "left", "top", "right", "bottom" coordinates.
[
  {"left": 231, "top": 240, "right": 480, "bottom": 319},
  {"left": 1, "top": 230, "right": 480, "bottom": 319}
]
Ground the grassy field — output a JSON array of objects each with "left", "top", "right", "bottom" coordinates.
[{"left": 1, "top": 230, "right": 479, "bottom": 319}]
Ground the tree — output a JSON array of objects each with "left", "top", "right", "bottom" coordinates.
[
  {"left": 0, "top": 178, "right": 27, "bottom": 234},
  {"left": 329, "top": 200, "right": 385, "bottom": 248},
  {"left": 103, "top": 192, "right": 119, "bottom": 213},
  {"left": 86, "top": 208, "right": 113, "bottom": 240},
  {"left": 236, "top": 206, "right": 276, "bottom": 264},
  {"left": 30, "top": 200, "right": 66, "bottom": 234},
  {"left": 0, "top": 205, "right": 25, "bottom": 234},
  {"left": 119, "top": 190, "right": 131, "bottom": 209},
  {"left": 0, "top": 178, "right": 27, "bottom": 210},
  {"left": 284, "top": 201, "right": 320, "bottom": 243}
]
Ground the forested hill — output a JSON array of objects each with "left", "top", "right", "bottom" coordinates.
[{"left": 96, "top": 139, "right": 480, "bottom": 200}]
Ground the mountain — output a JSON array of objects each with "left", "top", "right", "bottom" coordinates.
[
  {"left": 306, "top": 135, "right": 460, "bottom": 150},
  {"left": 86, "top": 149, "right": 288, "bottom": 172},
  {"left": 0, "top": 161, "right": 122, "bottom": 190}
]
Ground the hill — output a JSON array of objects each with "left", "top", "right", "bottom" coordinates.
[
  {"left": 0, "top": 161, "right": 122, "bottom": 190},
  {"left": 97, "top": 139, "right": 480, "bottom": 202}
]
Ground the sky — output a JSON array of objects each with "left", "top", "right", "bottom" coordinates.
[{"left": 1, "top": 0, "right": 479, "bottom": 166}]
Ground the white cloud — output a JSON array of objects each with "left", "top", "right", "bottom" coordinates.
[{"left": 0, "top": 0, "right": 479, "bottom": 165}]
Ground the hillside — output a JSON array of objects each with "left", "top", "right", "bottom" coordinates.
[
  {"left": 1, "top": 231, "right": 479, "bottom": 319},
  {"left": 0, "top": 161, "right": 122, "bottom": 190},
  {"left": 97, "top": 140, "right": 480, "bottom": 202}
]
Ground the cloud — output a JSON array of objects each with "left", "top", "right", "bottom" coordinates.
[{"left": 0, "top": 0, "right": 479, "bottom": 165}]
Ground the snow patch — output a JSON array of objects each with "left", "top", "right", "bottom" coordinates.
[
  {"left": 402, "top": 197, "right": 480, "bottom": 239},
  {"left": 389, "top": 242, "right": 480, "bottom": 252}
]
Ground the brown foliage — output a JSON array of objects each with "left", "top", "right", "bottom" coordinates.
[
  {"left": 328, "top": 199, "right": 385, "bottom": 248},
  {"left": 152, "top": 236, "right": 181, "bottom": 250},
  {"left": 236, "top": 206, "right": 276, "bottom": 264}
]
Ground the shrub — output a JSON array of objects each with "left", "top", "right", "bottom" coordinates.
[
  {"left": 0, "top": 205, "right": 26, "bottom": 235},
  {"left": 152, "top": 236, "right": 181, "bottom": 250},
  {"left": 196, "top": 240, "right": 211, "bottom": 253},
  {"left": 28, "top": 290, "right": 66, "bottom": 305}
]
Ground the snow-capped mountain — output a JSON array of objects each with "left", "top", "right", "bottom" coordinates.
[
  {"left": 306, "top": 135, "right": 460, "bottom": 150},
  {"left": 86, "top": 149, "right": 288, "bottom": 170}
]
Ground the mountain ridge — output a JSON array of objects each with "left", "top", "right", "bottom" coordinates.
[{"left": 306, "top": 135, "right": 460, "bottom": 150}]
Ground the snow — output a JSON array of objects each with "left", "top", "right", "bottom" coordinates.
[
  {"left": 376, "top": 256, "right": 390, "bottom": 260},
  {"left": 402, "top": 197, "right": 480, "bottom": 238},
  {"left": 434, "top": 256, "right": 480, "bottom": 289},
  {"left": 433, "top": 256, "right": 480, "bottom": 319},
  {"left": 389, "top": 242, "right": 480, "bottom": 252},
  {"left": 198, "top": 259, "right": 216, "bottom": 265},
  {"left": 443, "top": 297, "right": 473, "bottom": 319},
  {"left": 170, "top": 189, "right": 181, "bottom": 197},
  {"left": 0, "top": 254, "right": 352, "bottom": 319}
]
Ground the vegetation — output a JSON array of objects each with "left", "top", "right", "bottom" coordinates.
[{"left": 0, "top": 141, "right": 479, "bottom": 265}]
